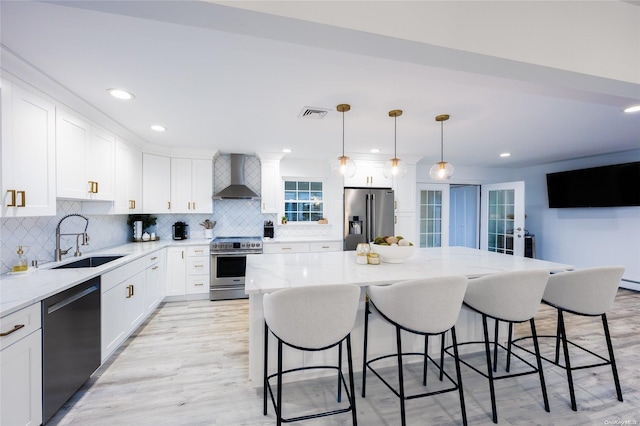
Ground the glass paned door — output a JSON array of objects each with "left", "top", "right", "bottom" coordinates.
[
  {"left": 481, "top": 181, "right": 525, "bottom": 256},
  {"left": 418, "top": 184, "right": 449, "bottom": 248}
]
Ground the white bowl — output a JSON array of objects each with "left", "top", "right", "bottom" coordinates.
[{"left": 369, "top": 243, "right": 416, "bottom": 263}]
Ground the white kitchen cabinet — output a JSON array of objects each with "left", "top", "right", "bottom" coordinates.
[
  {"left": 144, "top": 251, "right": 165, "bottom": 311},
  {"left": 165, "top": 246, "right": 187, "bottom": 296},
  {"left": 1, "top": 80, "right": 56, "bottom": 217},
  {"left": 186, "top": 245, "right": 209, "bottom": 294},
  {"left": 392, "top": 163, "right": 417, "bottom": 212},
  {"left": 170, "top": 158, "right": 213, "bottom": 214},
  {"left": 394, "top": 212, "right": 417, "bottom": 245},
  {"left": 261, "top": 158, "right": 280, "bottom": 213},
  {"left": 142, "top": 153, "right": 171, "bottom": 213},
  {"left": 56, "top": 110, "right": 115, "bottom": 201},
  {"left": 343, "top": 160, "right": 392, "bottom": 188},
  {"left": 263, "top": 240, "right": 342, "bottom": 254},
  {"left": 114, "top": 140, "right": 142, "bottom": 214},
  {"left": 101, "top": 258, "right": 146, "bottom": 362},
  {"left": 0, "top": 302, "right": 43, "bottom": 426},
  {"left": 309, "top": 241, "right": 342, "bottom": 252},
  {"left": 165, "top": 245, "right": 209, "bottom": 296}
]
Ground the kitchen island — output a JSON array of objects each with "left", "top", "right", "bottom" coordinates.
[{"left": 245, "top": 246, "right": 573, "bottom": 385}]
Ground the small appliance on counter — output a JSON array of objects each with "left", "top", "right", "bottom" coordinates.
[
  {"left": 172, "top": 222, "right": 189, "bottom": 240},
  {"left": 263, "top": 220, "right": 274, "bottom": 238}
]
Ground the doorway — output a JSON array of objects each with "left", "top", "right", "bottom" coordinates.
[{"left": 449, "top": 185, "right": 480, "bottom": 249}]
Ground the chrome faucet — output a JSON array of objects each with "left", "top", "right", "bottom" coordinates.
[{"left": 55, "top": 213, "right": 90, "bottom": 261}]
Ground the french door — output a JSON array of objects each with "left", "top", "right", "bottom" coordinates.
[
  {"left": 480, "top": 181, "right": 525, "bottom": 256},
  {"left": 417, "top": 184, "right": 450, "bottom": 248}
]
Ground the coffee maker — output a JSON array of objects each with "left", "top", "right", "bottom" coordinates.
[{"left": 172, "top": 222, "right": 189, "bottom": 240}]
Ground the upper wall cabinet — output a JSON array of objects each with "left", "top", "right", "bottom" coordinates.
[
  {"left": 1, "top": 80, "right": 56, "bottom": 217},
  {"left": 114, "top": 140, "right": 142, "bottom": 214},
  {"left": 170, "top": 158, "right": 213, "bottom": 214},
  {"left": 142, "top": 153, "right": 171, "bottom": 214},
  {"left": 261, "top": 158, "right": 280, "bottom": 214},
  {"left": 392, "top": 163, "right": 417, "bottom": 212},
  {"left": 343, "top": 160, "right": 392, "bottom": 188},
  {"left": 56, "top": 110, "right": 115, "bottom": 201}
]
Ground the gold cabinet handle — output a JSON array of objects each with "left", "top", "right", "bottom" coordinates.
[
  {"left": 94, "top": 181, "right": 99, "bottom": 193},
  {"left": 188, "top": 202, "right": 191, "bottom": 210},
  {"left": 126, "top": 285, "right": 132, "bottom": 298},
  {"left": 151, "top": 256, "right": 158, "bottom": 261},
  {"left": 132, "top": 200, "right": 136, "bottom": 209},
  {"left": 194, "top": 282, "right": 204, "bottom": 287},
  {"left": 192, "top": 202, "right": 196, "bottom": 209},
  {"left": 394, "top": 200, "right": 398, "bottom": 209},
  {"left": 282, "top": 247, "right": 292, "bottom": 250},
  {"left": 151, "top": 266, "right": 159, "bottom": 270},
  {"left": 0, "top": 324, "right": 25, "bottom": 337},
  {"left": 6, "top": 190, "right": 16, "bottom": 207},
  {"left": 17, "top": 191, "right": 26, "bottom": 207},
  {"left": 194, "top": 249, "right": 203, "bottom": 254},
  {"left": 131, "top": 284, "right": 134, "bottom": 296},
  {"left": 194, "top": 264, "right": 204, "bottom": 268},
  {"left": 168, "top": 202, "right": 171, "bottom": 210}
]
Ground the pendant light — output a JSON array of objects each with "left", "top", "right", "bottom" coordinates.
[
  {"left": 383, "top": 109, "right": 408, "bottom": 178},
  {"left": 429, "top": 114, "right": 455, "bottom": 180},
  {"left": 330, "top": 104, "right": 356, "bottom": 178}
]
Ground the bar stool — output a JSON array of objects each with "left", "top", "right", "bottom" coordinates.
[
  {"left": 456, "top": 270, "right": 550, "bottom": 424},
  {"left": 362, "top": 276, "right": 469, "bottom": 426},
  {"left": 514, "top": 266, "right": 625, "bottom": 411},
  {"left": 262, "top": 284, "right": 360, "bottom": 426}
]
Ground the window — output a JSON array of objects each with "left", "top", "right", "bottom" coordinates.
[{"left": 283, "top": 180, "right": 324, "bottom": 222}]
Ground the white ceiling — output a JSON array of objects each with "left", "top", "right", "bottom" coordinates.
[{"left": 1, "top": 1, "right": 639, "bottom": 169}]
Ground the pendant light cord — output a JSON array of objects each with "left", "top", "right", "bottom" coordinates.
[
  {"left": 342, "top": 110, "right": 345, "bottom": 157},
  {"left": 440, "top": 120, "right": 444, "bottom": 162},
  {"left": 394, "top": 115, "right": 397, "bottom": 158}
]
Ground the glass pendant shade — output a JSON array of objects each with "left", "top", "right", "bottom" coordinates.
[
  {"left": 431, "top": 114, "right": 454, "bottom": 180},
  {"left": 383, "top": 109, "right": 407, "bottom": 178},
  {"left": 331, "top": 103, "right": 356, "bottom": 178},
  {"left": 331, "top": 155, "right": 356, "bottom": 178},
  {"left": 383, "top": 157, "right": 407, "bottom": 178},
  {"left": 429, "top": 161, "right": 455, "bottom": 180}
]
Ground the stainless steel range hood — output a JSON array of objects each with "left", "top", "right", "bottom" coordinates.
[{"left": 213, "top": 153, "right": 260, "bottom": 200}]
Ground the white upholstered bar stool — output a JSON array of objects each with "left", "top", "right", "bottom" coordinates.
[
  {"left": 362, "top": 276, "right": 469, "bottom": 426},
  {"left": 262, "top": 284, "right": 361, "bottom": 426},
  {"left": 536, "top": 266, "right": 625, "bottom": 411},
  {"left": 458, "top": 270, "right": 550, "bottom": 424}
]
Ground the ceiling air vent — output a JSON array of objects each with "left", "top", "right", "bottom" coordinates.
[{"left": 298, "top": 106, "right": 330, "bottom": 119}]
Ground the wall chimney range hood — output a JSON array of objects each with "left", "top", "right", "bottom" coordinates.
[{"left": 213, "top": 153, "right": 260, "bottom": 200}]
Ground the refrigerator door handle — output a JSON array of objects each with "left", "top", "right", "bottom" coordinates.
[{"left": 369, "top": 192, "right": 376, "bottom": 242}]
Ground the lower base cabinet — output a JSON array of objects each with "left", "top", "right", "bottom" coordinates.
[
  {"left": 0, "top": 303, "right": 42, "bottom": 426},
  {"left": 166, "top": 245, "right": 209, "bottom": 296}
]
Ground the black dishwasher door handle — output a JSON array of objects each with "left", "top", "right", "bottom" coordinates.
[{"left": 46, "top": 284, "right": 99, "bottom": 314}]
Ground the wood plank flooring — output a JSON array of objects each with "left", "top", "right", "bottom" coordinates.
[{"left": 49, "top": 289, "right": 640, "bottom": 425}]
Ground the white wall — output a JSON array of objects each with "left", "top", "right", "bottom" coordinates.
[{"left": 515, "top": 150, "right": 640, "bottom": 284}]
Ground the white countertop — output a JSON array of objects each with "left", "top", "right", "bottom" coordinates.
[
  {"left": 0, "top": 239, "right": 210, "bottom": 317},
  {"left": 245, "top": 246, "right": 573, "bottom": 294}
]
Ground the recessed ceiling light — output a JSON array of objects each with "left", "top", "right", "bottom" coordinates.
[
  {"left": 107, "top": 88, "right": 134, "bottom": 100},
  {"left": 500, "top": 152, "right": 511, "bottom": 158},
  {"left": 624, "top": 105, "right": 640, "bottom": 113},
  {"left": 370, "top": 148, "right": 380, "bottom": 153},
  {"left": 150, "top": 125, "right": 166, "bottom": 132},
  {"left": 282, "top": 148, "right": 292, "bottom": 153}
]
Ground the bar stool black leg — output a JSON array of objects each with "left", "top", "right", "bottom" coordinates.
[
  {"left": 530, "top": 318, "right": 550, "bottom": 412},
  {"left": 362, "top": 299, "right": 370, "bottom": 398},
  {"left": 482, "top": 315, "right": 498, "bottom": 423},
  {"left": 338, "top": 341, "right": 343, "bottom": 402},
  {"left": 451, "top": 327, "right": 468, "bottom": 426},
  {"left": 554, "top": 311, "right": 562, "bottom": 364},
  {"left": 439, "top": 333, "right": 445, "bottom": 381},
  {"left": 506, "top": 323, "right": 513, "bottom": 372},
  {"left": 558, "top": 310, "right": 577, "bottom": 411},
  {"left": 602, "top": 314, "right": 623, "bottom": 402},
  {"left": 347, "top": 335, "right": 358, "bottom": 426},
  {"left": 277, "top": 339, "right": 284, "bottom": 426},
  {"left": 263, "top": 322, "right": 269, "bottom": 415},
  {"left": 493, "top": 319, "right": 499, "bottom": 373},
  {"left": 396, "top": 326, "right": 406, "bottom": 426},
  {"left": 423, "top": 335, "right": 429, "bottom": 386}
]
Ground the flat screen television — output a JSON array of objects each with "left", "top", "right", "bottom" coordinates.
[{"left": 546, "top": 161, "right": 640, "bottom": 208}]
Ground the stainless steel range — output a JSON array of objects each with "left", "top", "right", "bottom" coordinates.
[{"left": 210, "top": 236, "right": 263, "bottom": 300}]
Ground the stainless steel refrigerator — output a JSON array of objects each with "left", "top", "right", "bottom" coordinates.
[{"left": 344, "top": 187, "right": 395, "bottom": 250}]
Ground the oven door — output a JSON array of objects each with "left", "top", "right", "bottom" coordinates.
[{"left": 210, "top": 253, "right": 248, "bottom": 300}]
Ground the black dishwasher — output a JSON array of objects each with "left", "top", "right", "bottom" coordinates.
[{"left": 42, "top": 276, "right": 101, "bottom": 423}]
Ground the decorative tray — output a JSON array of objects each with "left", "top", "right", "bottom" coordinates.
[{"left": 132, "top": 237, "right": 160, "bottom": 243}]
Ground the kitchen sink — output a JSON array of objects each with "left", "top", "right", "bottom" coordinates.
[{"left": 52, "top": 255, "right": 125, "bottom": 269}]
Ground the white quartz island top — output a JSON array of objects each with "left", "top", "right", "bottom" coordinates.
[{"left": 245, "top": 246, "right": 573, "bottom": 294}]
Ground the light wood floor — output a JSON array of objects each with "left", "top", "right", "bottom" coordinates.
[{"left": 49, "top": 289, "right": 640, "bottom": 425}]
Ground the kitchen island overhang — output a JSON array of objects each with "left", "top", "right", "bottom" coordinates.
[{"left": 245, "top": 246, "right": 573, "bottom": 386}]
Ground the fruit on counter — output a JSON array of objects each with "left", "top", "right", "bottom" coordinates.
[{"left": 373, "top": 236, "right": 413, "bottom": 246}]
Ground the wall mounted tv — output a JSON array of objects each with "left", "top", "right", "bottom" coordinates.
[{"left": 546, "top": 161, "right": 640, "bottom": 208}]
